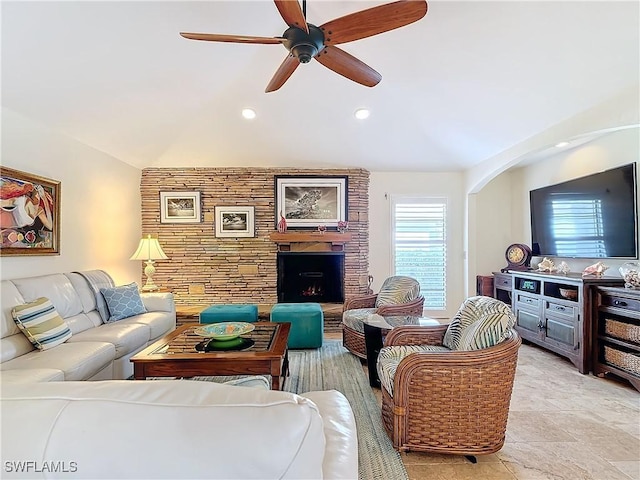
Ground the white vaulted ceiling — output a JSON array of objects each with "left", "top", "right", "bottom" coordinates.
[{"left": 2, "top": 1, "right": 638, "bottom": 171}]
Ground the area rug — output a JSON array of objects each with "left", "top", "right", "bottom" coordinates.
[
  {"left": 191, "top": 340, "right": 408, "bottom": 480},
  {"left": 284, "top": 340, "right": 409, "bottom": 480}
]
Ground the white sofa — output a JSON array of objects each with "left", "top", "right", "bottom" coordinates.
[
  {"left": 1, "top": 379, "right": 359, "bottom": 479},
  {"left": 0, "top": 272, "right": 176, "bottom": 381},
  {"left": 0, "top": 272, "right": 359, "bottom": 479}
]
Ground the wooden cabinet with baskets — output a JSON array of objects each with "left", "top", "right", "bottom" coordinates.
[
  {"left": 509, "top": 271, "right": 622, "bottom": 374},
  {"left": 593, "top": 287, "right": 640, "bottom": 391}
]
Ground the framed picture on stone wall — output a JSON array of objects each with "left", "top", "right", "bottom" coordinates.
[
  {"left": 274, "top": 175, "right": 348, "bottom": 229},
  {"left": 215, "top": 206, "right": 255, "bottom": 238},
  {"left": 0, "top": 167, "right": 61, "bottom": 256},
  {"left": 160, "top": 191, "right": 201, "bottom": 223}
]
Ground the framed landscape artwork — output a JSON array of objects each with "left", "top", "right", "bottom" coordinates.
[
  {"left": 160, "top": 191, "right": 201, "bottom": 223},
  {"left": 274, "top": 175, "right": 348, "bottom": 229},
  {"left": 215, "top": 206, "right": 255, "bottom": 238},
  {"left": 0, "top": 167, "right": 61, "bottom": 256}
]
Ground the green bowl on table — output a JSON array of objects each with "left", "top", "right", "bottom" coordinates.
[{"left": 193, "top": 322, "right": 255, "bottom": 341}]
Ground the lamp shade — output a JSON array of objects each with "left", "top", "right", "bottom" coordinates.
[{"left": 130, "top": 235, "right": 168, "bottom": 261}]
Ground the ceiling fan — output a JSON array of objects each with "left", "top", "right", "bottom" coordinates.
[{"left": 180, "top": 0, "right": 428, "bottom": 93}]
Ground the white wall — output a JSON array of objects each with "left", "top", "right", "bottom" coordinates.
[
  {"left": 469, "top": 173, "right": 519, "bottom": 278},
  {"left": 470, "top": 127, "right": 639, "bottom": 285},
  {"left": 511, "top": 127, "right": 639, "bottom": 274},
  {"left": 369, "top": 171, "right": 465, "bottom": 319},
  {"left": 1, "top": 108, "right": 143, "bottom": 284},
  {"left": 463, "top": 87, "right": 639, "bottom": 294}
]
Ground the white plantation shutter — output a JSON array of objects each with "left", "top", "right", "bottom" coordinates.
[
  {"left": 391, "top": 197, "right": 447, "bottom": 310},
  {"left": 551, "top": 198, "right": 607, "bottom": 257}
]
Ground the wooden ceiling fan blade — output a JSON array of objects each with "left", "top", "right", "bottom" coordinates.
[
  {"left": 265, "top": 54, "right": 300, "bottom": 93},
  {"left": 315, "top": 46, "right": 381, "bottom": 87},
  {"left": 180, "top": 32, "right": 285, "bottom": 44},
  {"left": 320, "top": 0, "right": 428, "bottom": 45},
  {"left": 274, "top": 0, "right": 309, "bottom": 33}
]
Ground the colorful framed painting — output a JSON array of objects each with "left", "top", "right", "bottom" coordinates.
[
  {"left": 215, "top": 206, "right": 255, "bottom": 238},
  {"left": 160, "top": 191, "right": 201, "bottom": 223},
  {"left": 274, "top": 175, "right": 348, "bottom": 229},
  {"left": 0, "top": 167, "right": 61, "bottom": 256}
]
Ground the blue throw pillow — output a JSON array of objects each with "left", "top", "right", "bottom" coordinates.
[{"left": 99, "top": 283, "right": 147, "bottom": 322}]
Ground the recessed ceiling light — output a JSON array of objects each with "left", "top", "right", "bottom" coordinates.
[
  {"left": 242, "top": 108, "right": 256, "bottom": 120},
  {"left": 555, "top": 141, "right": 569, "bottom": 148},
  {"left": 354, "top": 108, "right": 370, "bottom": 120}
]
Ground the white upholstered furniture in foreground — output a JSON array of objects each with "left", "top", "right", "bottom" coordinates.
[{"left": 1, "top": 379, "right": 358, "bottom": 479}]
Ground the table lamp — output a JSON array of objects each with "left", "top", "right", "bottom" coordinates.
[{"left": 130, "top": 234, "right": 168, "bottom": 291}]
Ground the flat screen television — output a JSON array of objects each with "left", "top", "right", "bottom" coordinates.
[{"left": 530, "top": 163, "right": 638, "bottom": 259}]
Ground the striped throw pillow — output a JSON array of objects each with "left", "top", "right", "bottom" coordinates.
[
  {"left": 443, "top": 296, "right": 515, "bottom": 351},
  {"left": 12, "top": 297, "right": 73, "bottom": 350},
  {"left": 375, "top": 276, "right": 421, "bottom": 307}
]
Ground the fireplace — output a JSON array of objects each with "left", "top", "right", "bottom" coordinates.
[{"left": 277, "top": 252, "right": 345, "bottom": 303}]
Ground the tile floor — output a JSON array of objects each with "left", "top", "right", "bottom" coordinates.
[{"left": 328, "top": 333, "right": 640, "bottom": 480}]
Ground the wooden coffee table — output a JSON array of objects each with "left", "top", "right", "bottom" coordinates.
[{"left": 130, "top": 322, "right": 290, "bottom": 390}]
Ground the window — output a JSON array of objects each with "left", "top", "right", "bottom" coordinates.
[
  {"left": 551, "top": 197, "right": 607, "bottom": 257},
  {"left": 391, "top": 197, "right": 447, "bottom": 310}
]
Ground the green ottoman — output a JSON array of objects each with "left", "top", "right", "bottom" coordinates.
[
  {"left": 270, "top": 303, "right": 324, "bottom": 349},
  {"left": 199, "top": 304, "right": 258, "bottom": 324}
]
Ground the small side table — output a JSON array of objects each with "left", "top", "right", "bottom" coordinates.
[{"left": 363, "top": 315, "right": 440, "bottom": 388}]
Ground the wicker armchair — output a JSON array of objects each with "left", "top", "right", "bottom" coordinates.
[
  {"left": 342, "top": 276, "right": 424, "bottom": 358},
  {"left": 376, "top": 296, "right": 521, "bottom": 460}
]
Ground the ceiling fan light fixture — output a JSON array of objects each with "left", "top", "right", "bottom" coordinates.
[
  {"left": 283, "top": 25, "right": 325, "bottom": 64},
  {"left": 241, "top": 108, "right": 256, "bottom": 120},
  {"left": 354, "top": 108, "right": 370, "bottom": 120},
  {"left": 291, "top": 43, "right": 318, "bottom": 64}
]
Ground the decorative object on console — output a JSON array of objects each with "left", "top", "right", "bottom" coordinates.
[
  {"left": 337, "top": 220, "right": 349, "bottom": 233},
  {"left": 277, "top": 211, "right": 287, "bottom": 233},
  {"left": 317, "top": 225, "right": 327, "bottom": 234},
  {"left": 502, "top": 243, "right": 532, "bottom": 272},
  {"left": 160, "top": 191, "right": 201, "bottom": 223},
  {"left": 583, "top": 261, "right": 609, "bottom": 277},
  {"left": 537, "top": 257, "right": 556, "bottom": 272},
  {"left": 0, "top": 166, "right": 60, "bottom": 256},
  {"left": 130, "top": 234, "right": 169, "bottom": 291},
  {"left": 619, "top": 262, "right": 640, "bottom": 289},
  {"left": 215, "top": 206, "right": 255, "bottom": 238},
  {"left": 557, "top": 261, "right": 571, "bottom": 275},
  {"left": 274, "top": 175, "right": 347, "bottom": 229},
  {"left": 559, "top": 288, "right": 578, "bottom": 300}
]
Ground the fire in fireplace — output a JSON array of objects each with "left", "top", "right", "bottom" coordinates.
[{"left": 277, "top": 252, "right": 345, "bottom": 303}]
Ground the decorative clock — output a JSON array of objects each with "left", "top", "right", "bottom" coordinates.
[{"left": 502, "top": 243, "right": 532, "bottom": 272}]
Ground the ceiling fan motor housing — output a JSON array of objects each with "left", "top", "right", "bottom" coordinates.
[{"left": 283, "top": 25, "right": 325, "bottom": 63}]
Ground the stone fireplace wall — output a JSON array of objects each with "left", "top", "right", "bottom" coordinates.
[{"left": 140, "top": 168, "right": 369, "bottom": 307}]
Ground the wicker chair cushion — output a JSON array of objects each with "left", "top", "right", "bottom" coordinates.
[
  {"left": 375, "top": 276, "right": 421, "bottom": 308},
  {"left": 342, "top": 308, "right": 377, "bottom": 333},
  {"left": 342, "top": 312, "right": 424, "bottom": 334},
  {"left": 383, "top": 315, "right": 424, "bottom": 328},
  {"left": 377, "top": 344, "right": 451, "bottom": 395},
  {"left": 443, "top": 296, "right": 515, "bottom": 351}
]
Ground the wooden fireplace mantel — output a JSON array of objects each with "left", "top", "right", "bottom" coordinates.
[{"left": 269, "top": 232, "right": 352, "bottom": 252}]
